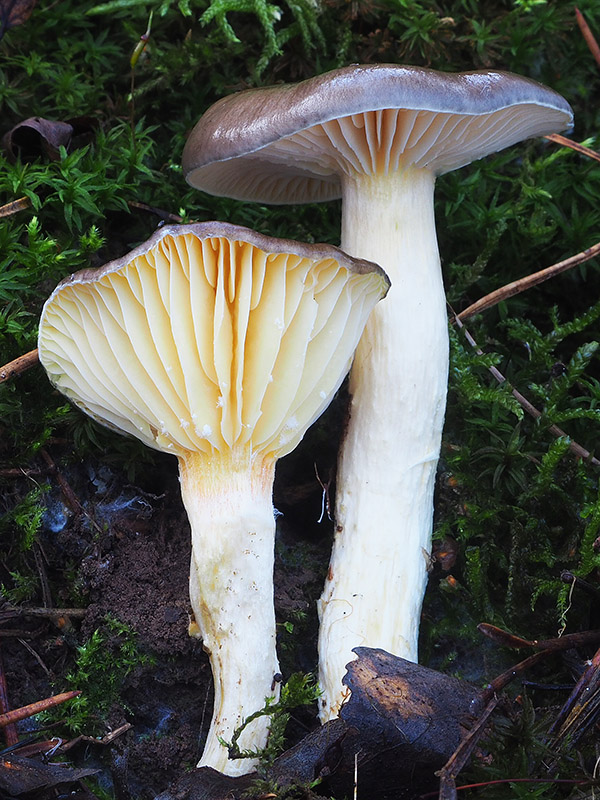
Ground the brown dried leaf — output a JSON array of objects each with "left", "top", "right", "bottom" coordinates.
[
  {"left": 433, "top": 536, "right": 459, "bottom": 571},
  {"left": 0, "top": 0, "right": 36, "bottom": 40},
  {"left": 2, "top": 117, "right": 73, "bottom": 161}
]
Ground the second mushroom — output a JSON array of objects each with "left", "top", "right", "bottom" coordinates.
[
  {"left": 37, "top": 221, "right": 389, "bottom": 775},
  {"left": 182, "top": 64, "right": 574, "bottom": 720}
]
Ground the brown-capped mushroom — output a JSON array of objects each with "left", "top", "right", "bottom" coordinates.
[{"left": 182, "top": 65, "right": 573, "bottom": 720}]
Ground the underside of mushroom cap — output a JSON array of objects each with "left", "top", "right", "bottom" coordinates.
[
  {"left": 39, "top": 221, "right": 389, "bottom": 460},
  {"left": 183, "top": 64, "right": 573, "bottom": 204}
]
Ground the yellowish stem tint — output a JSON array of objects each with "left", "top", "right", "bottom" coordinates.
[{"left": 178, "top": 447, "right": 280, "bottom": 775}]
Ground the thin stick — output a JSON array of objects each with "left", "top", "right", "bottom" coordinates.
[
  {"left": 482, "top": 650, "right": 552, "bottom": 702},
  {"left": 478, "top": 623, "right": 600, "bottom": 653},
  {"left": 560, "top": 570, "right": 600, "bottom": 600},
  {"left": 0, "top": 691, "right": 80, "bottom": 727},
  {"left": 457, "top": 241, "right": 600, "bottom": 321},
  {"left": 575, "top": 7, "right": 600, "bottom": 69},
  {"left": 0, "top": 349, "right": 39, "bottom": 383},
  {"left": 0, "top": 646, "right": 18, "bottom": 747},
  {"left": 5, "top": 606, "right": 87, "bottom": 621},
  {"left": 437, "top": 696, "right": 500, "bottom": 800},
  {"left": 421, "top": 777, "right": 598, "bottom": 797},
  {"left": 128, "top": 200, "right": 184, "bottom": 224},
  {"left": 0, "top": 197, "right": 31, "bottom": 219},
  {"left": 452, "top": 313, "right": 600, "bottom": 466},
  {"left": 545, "top": 132, "right": 600, "bottom": 164},
  {"left": 549, "top": 645, "right": 600, "bottom": 740},
  {"left": 38, "top": 448, "right": 104, "bottom": 536}
]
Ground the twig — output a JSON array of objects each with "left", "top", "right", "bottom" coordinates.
[
  {"left": 0, "top": 349, "right": 39, "bottom": 383},
  {"left": 32, "top": 542, "right": 53, "bottom": 609},
  {"left": 128, "top": 201, "right": 184, "bottom": 224},
  {"left": 4, "top": 606, "right": 87, "bottom": 621},
  {"left": 0, "top": 691, "right": 80, "bottom": 727},
  {"left": 452, "top": 312, "right": 600, "bottom": 466},
  {"left": 0, "top": 197, "right": 32, "bottom": 219},
  {"left": 560, "top": 570, "right": 600, "bottom": 601},
  {"left": 549, "top": 645, "right": 600, "bottom": 743},
  {"left": 18, "top": 638, "right": 52, "bottom": 678},
  {"left": 421, "top": 777, "right": 598, "bottom": 797},
  {"left": 481, "top": 650, "right": 553, "bottom": 702},
  {"left": 0, "top": 628, "right": 40, "bottom": 639},
  {"left": 6, "top": 723, "right": 132, "bottom": 759},
  {"left": 39, "top": 448, "right": 83, "bottom": 517},
  {"left": 545, "top": 132, "right": 600, "bottom": 164},
  {"left": 0, "top": 645, "right": 18, "bottom": 747},
  {"left": 478, "top": 622, "right": 600, "bottom": 652},
  {"left": 575, "top": 7, "right": 600, "bottom": 69},
  {"left": 436, "top": 696, "right": 500, "bottom": 800},
  {"left": 457, "top": 241, "right": 600, "bottom": 321},
  {"left": 0, "top": 468, "right": 44, "bottom": 478},
  {"left": 39, "top": 448, "right": 104, "bottom": 536}
]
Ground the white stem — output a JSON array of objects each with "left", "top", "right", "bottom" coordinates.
[
  {"left": 178, "top": 449, "right": 280, "bottom": 775},
  {"left": 318, "top": 167, "right": 448, "bottom": 721}
]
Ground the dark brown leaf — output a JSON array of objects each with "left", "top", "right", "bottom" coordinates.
[
  {"left": 2, "top": 117, "right": 73, "bottom": 161},
  {"left": 0, "top": 755, "right": 97, "bottom": 795},
  {"left": 0, "top": 0, "right": 36, "bottom": 41}
]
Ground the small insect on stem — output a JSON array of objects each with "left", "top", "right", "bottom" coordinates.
[
  {"left": 314, "top": 463, "right": 333, "bottom": 523},
  {"left": 271, "top": 673, "right": 283, "bottom": 692}
]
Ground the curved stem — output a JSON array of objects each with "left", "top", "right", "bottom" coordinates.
[
  {"left": 179, "top": 448, "right": 280, "bottom": 775},
  {"left": 318, "top": 167, "right": 448, "bottom": 720}
]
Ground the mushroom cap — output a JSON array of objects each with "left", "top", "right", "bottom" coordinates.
[
  {"left": 39, "top": 221, "right": 389, "bottom": 460},
  {"left": 182, "top": 64, "right": 573, "bottom": 204}
]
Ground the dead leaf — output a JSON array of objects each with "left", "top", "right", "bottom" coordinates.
[
  {"left": 3, "top": 117, "right": 73, "bottom": 161},
  {"left": 0, "top": 755, "right": 98, "bottom": 795},
  {"left": 0, "top": 0, "right": 36, "bottom": 41},
  {"left": 3, "top": 116, "right": 99, "bottom": 161}
]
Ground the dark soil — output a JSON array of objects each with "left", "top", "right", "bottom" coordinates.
[{"left": 0, "top": 408, "right": 341, "bottom": 800}]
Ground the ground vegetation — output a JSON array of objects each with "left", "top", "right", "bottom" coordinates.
[{"left": 1, "top": 0, "right": 600, "bottom": 797}]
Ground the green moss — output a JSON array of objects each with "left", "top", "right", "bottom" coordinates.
[{"left": 46, "top": 615, "right": 153, "bottom": 736}]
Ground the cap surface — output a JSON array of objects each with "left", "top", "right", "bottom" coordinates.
[
  {"left": 183, "top": 64, "right": 573, "bottom": 204},
  {"left": 39, "top": 221, "right": 389, "bottom": 460}
]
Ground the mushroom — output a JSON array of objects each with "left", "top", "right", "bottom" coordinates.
[
  {"left": 37, "top": 221, "right": 389, "bottom": 774},
  {"left": 181, "top": 65, "right": 574, "bottom": 720}
]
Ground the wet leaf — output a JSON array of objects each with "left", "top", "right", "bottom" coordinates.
[
  {"left": 2, "top": 117, "right": 73, "bottom": 162},
  {"left": 0, "top": 0, "right": 36, "bottom": 40},
  {"left": 0, "top": 756, "right": 97, "bottom": 795}
]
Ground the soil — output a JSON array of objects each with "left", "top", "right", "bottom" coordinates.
[{"left": 0, "top": 405, "right": 342, "bottom": 800}]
